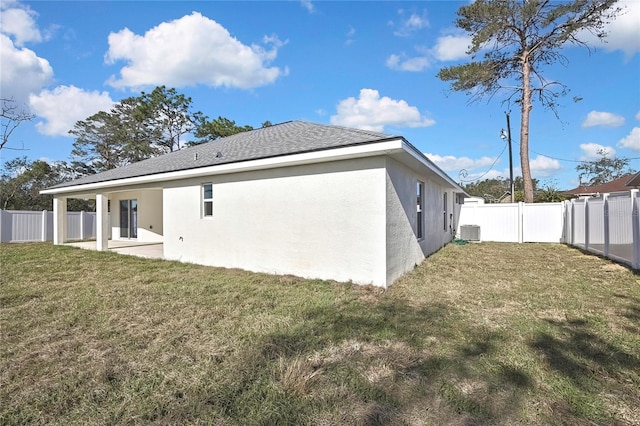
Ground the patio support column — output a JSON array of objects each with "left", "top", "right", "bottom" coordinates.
[
  {"left": 53, "top": 196, "right": 67, "bottom": 245},
  {"left": 96, "top": 193, "right": 109, "bottom": 251}
]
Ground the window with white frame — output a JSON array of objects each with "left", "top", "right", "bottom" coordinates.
[
  {"left": 417, "top": 181, "right": 424, "bottom": 239},
  {"left": 202, "top": 183, "right": 213, "bottom": 217}
]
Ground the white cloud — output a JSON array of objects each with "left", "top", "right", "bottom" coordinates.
[
  {"left": 0, "top": 34, "right": 53, "bottom": 105},
  {"left": 0, "top": 2, "right": 42, "bottom": 46},
  {"left": 579, "top": 142, "right": 616, "bottom": 160},
  {"left": 385, "top": 54, "right": 429, "bottom": 72},
  {"left": 530, "top": 155, "right": 562, "bottom": 177},
  {"left": 387, "top": 30, "right": 470, "bottom": 72},
  {"left": 636, "top": 111, "right": 640, "bottom": 121},
  {"left": 105, "top": 12, "right": 287, "bottom": 90},
  {"left": 29, "top": 85, "right": 114, "bottom": 137},
  {"left": 347, "top": 26, "right": 355, "bottom": 38},
  {"left": 330, "top": 88, "right": 435, "bottom": 132},
  {"left": 393, "top": 11, "right": 429, "bottom": 37},
  {"left": 601, "top": 0, "right": 640, "bottom": 59},
  {"left": 618, "top": 127, "right": 640, "bottom": 151},
  {"left": 424, "top": 153, "right": 495, "bottom": 173},
  {"left": 430, "top": 32, "right": 471, "bottom": 61},
  {"left": 581, "top": 110, "right": 625, "bottom": 127},
  {"left": 300, "top": 0, "right": 314, "bottom": 13},
  {"left": 345, "top": 26, "right": 356, "bottom": 45},
  {"left": 579, "top": 0, "right": 640, "bottom": 59}
]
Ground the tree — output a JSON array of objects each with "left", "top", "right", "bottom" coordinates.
[
  {"left": 1, "top": 98, "right": 35, "bottom": 151},
  {"left": 194, "top": 116, "right": 254, "bottom": 143},
  {"left": 464, "top": 178, "right": 510, "bottom": 201},
  {"left": 438, "top": 0, "right": 621, "bottom": 202},
  {"left": 69, "top": 89, "right": 196, "bottom": 175},
  {"left": 0, "top": 157, "right": 89, "bottom": 210},
  {"left": 138, "top": 86, "right": 203, "bottom": 153},
  {"left": 69, "top": 86, "right": 248, "bottom": 175},
  {"left": 576, "top": 149, "right": 634, "bottom": 185},
  {"left": 535, "top": 184, "right": 566, "bottom": 202},
  {"left": 69, "top": 110, "right": 131, "bottom": 174},
  {"left": 464, "top": 176, "right": 538, "bottom": 202}
]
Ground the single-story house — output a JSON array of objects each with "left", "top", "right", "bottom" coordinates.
[
  {"left": 564, "top": 174, "right": 637, "bottom": 198},
  {"left": 42, "top": 121, "right": 465, "bottom": 288}
]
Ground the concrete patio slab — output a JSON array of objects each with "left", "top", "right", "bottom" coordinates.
[{"left": 66, "top": 240, "right": 164, "bottom": 260}]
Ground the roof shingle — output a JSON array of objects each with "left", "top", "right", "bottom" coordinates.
[
  {"left": 564, "top": 173, "right": 637, "bottom": 196},
  {"left": 50, "top": 121, "right": 397, "bottom": 189}
]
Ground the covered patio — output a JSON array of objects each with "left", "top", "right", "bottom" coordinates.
[{"left": 67, "top": 240, "right": 164, "bottom": 260}]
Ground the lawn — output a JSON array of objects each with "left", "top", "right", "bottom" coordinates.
[{"left": 1, "top": 242, "right": 638, "bottom": 425}]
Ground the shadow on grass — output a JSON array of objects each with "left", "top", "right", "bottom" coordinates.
[
  {"left": 530, "top": 314, "right": 640, "bottom": 422},
  {"left": 198, "top": 299, "right": 535, "bottom": 425},
  {"left": 614, "top": 293, "right": 640, "bottom": 333}
]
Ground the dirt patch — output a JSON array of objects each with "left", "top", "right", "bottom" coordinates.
[{"left": 601, "top": 263, "right": 626, "bottom": 272}]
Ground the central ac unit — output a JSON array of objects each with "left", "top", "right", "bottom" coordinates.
[{"left": 460, "top": 225, "right": 481, "bottom": 241}]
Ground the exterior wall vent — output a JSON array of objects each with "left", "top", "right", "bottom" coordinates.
[{"left": 460, "top": 225, "right": 481, "bottom": 241}]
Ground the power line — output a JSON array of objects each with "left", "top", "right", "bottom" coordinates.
[
  {"left": 531, "top": 150, "right": 640, "bottom": 163},
  {"left": 460, "top": 141, "right": 508, "bottom": 183}
]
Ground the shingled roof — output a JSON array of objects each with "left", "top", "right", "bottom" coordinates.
[
  {"left": 49, "top": 121, "right": 399, "bottom": 189},
  {"left": 564, "top": 173, "right": 637, "bottom": 197}
]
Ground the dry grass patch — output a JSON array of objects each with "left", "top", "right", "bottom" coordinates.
[{"left": 1, "top": 242, "right": 639, "bottom": 425}]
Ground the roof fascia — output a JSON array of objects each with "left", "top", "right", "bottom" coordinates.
[{"left": 399, "top": 139, "right": 467, "bottom": 193}]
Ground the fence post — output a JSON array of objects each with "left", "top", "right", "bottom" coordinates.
[
  {"left": 518, "top": 202, "right": 524, "bottom": 243},
  {"left": 631, "top": 190, "right": 640, "bottom": 270},
  {"left": 41, "top": 210, "right": 48, "bottom": 242},
  {"left": 584, "top": 197, "right": 590, "bottom": 251},
  {"left": 603, "top": 194, "right": 609, "bottom": 258},
  {"left": 79, "top": 211, "right": 85, "bottom": 240},
  {"left": 561, "top": 201, "right": 567, "bottom": 244},
  {"left": 569, "top": 200, "right": 575, "bottom": 246},
  {"left": 0, "top": 210, "right": 3, "bottom": 243}
]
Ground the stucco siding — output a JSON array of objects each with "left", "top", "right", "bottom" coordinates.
[
  {"left": 163, "top": 157, "right": 388, "bottom": 286},
  {"left": 421, "top": 180, "right": 454, "bottom": 256},
  {"left": 385, "top": 158, "right": 454, "bottom": 283},
  {"left": 385, "top": 158, "right": 425, "bottom": 284}
]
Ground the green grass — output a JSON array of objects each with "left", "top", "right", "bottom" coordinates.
[{"left": 1, "top": 242, "right": 639, "bottom": 425}]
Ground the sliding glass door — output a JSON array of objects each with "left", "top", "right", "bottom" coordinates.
[{"left": 119, "top": 199, "right": 138, "bottom": 239}]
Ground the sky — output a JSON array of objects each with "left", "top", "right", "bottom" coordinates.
[{"left": 1, "top": 0, "right": 639, "bottom": 190}]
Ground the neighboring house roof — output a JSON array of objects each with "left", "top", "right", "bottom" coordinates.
[
  {"left": 44, "top": 120, "right": 463, "bottom": 194},
  {"left": 625, "top": 171, "right": 640, "bottom": 187},
  {"left": 564, "top": 174, "right": 637, "bottom": 197}
]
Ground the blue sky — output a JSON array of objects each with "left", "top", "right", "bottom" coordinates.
[{"left": 1, "top": 0, "right": 639, "bottom": 189}]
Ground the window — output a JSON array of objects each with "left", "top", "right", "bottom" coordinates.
[
  {"left": 202, "top": 183, "right": 213, "bottom": 217},
  {"left": 416, "top": 181, "right": 424, "bottom": 239},
  {"left": 443, "top": 192, "right": 448, "bottom": 231}
]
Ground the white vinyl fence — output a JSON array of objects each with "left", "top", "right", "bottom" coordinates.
[
  {"left": 458, "top": 202, "right": 566, "bottom": 243},
  {"left": 0, "top": 210, "right": 105, "bottom": 243},
  {"left": 564, "top": 190, "right": 639, "bottom": 269},
  {"left": 458, "top": 190, "right": 640, "bottom": 269}
]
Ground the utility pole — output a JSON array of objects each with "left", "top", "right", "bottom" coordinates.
[{"left": 502, "top": 113, "right": 515, "bottom": 203}]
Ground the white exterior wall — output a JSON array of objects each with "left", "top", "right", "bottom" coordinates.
[
  {"left": 110, "top": 190, "right": 163, "bottom": 242},
  {"left": 385, "top": 159, "right": 425, "bottom": 283},
  {"left": 163, "top": 157, "right": 388, "bottom": 286},
  {"left": 385, "top": 158, "right": 454, "bottom": 283},
  {"left": 422, "top": 177, "right": 455, "bottom": 255}
]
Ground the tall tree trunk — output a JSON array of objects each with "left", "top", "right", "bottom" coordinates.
[{"left": 520, "top": 54, "right": 534, "bottom": 203}]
